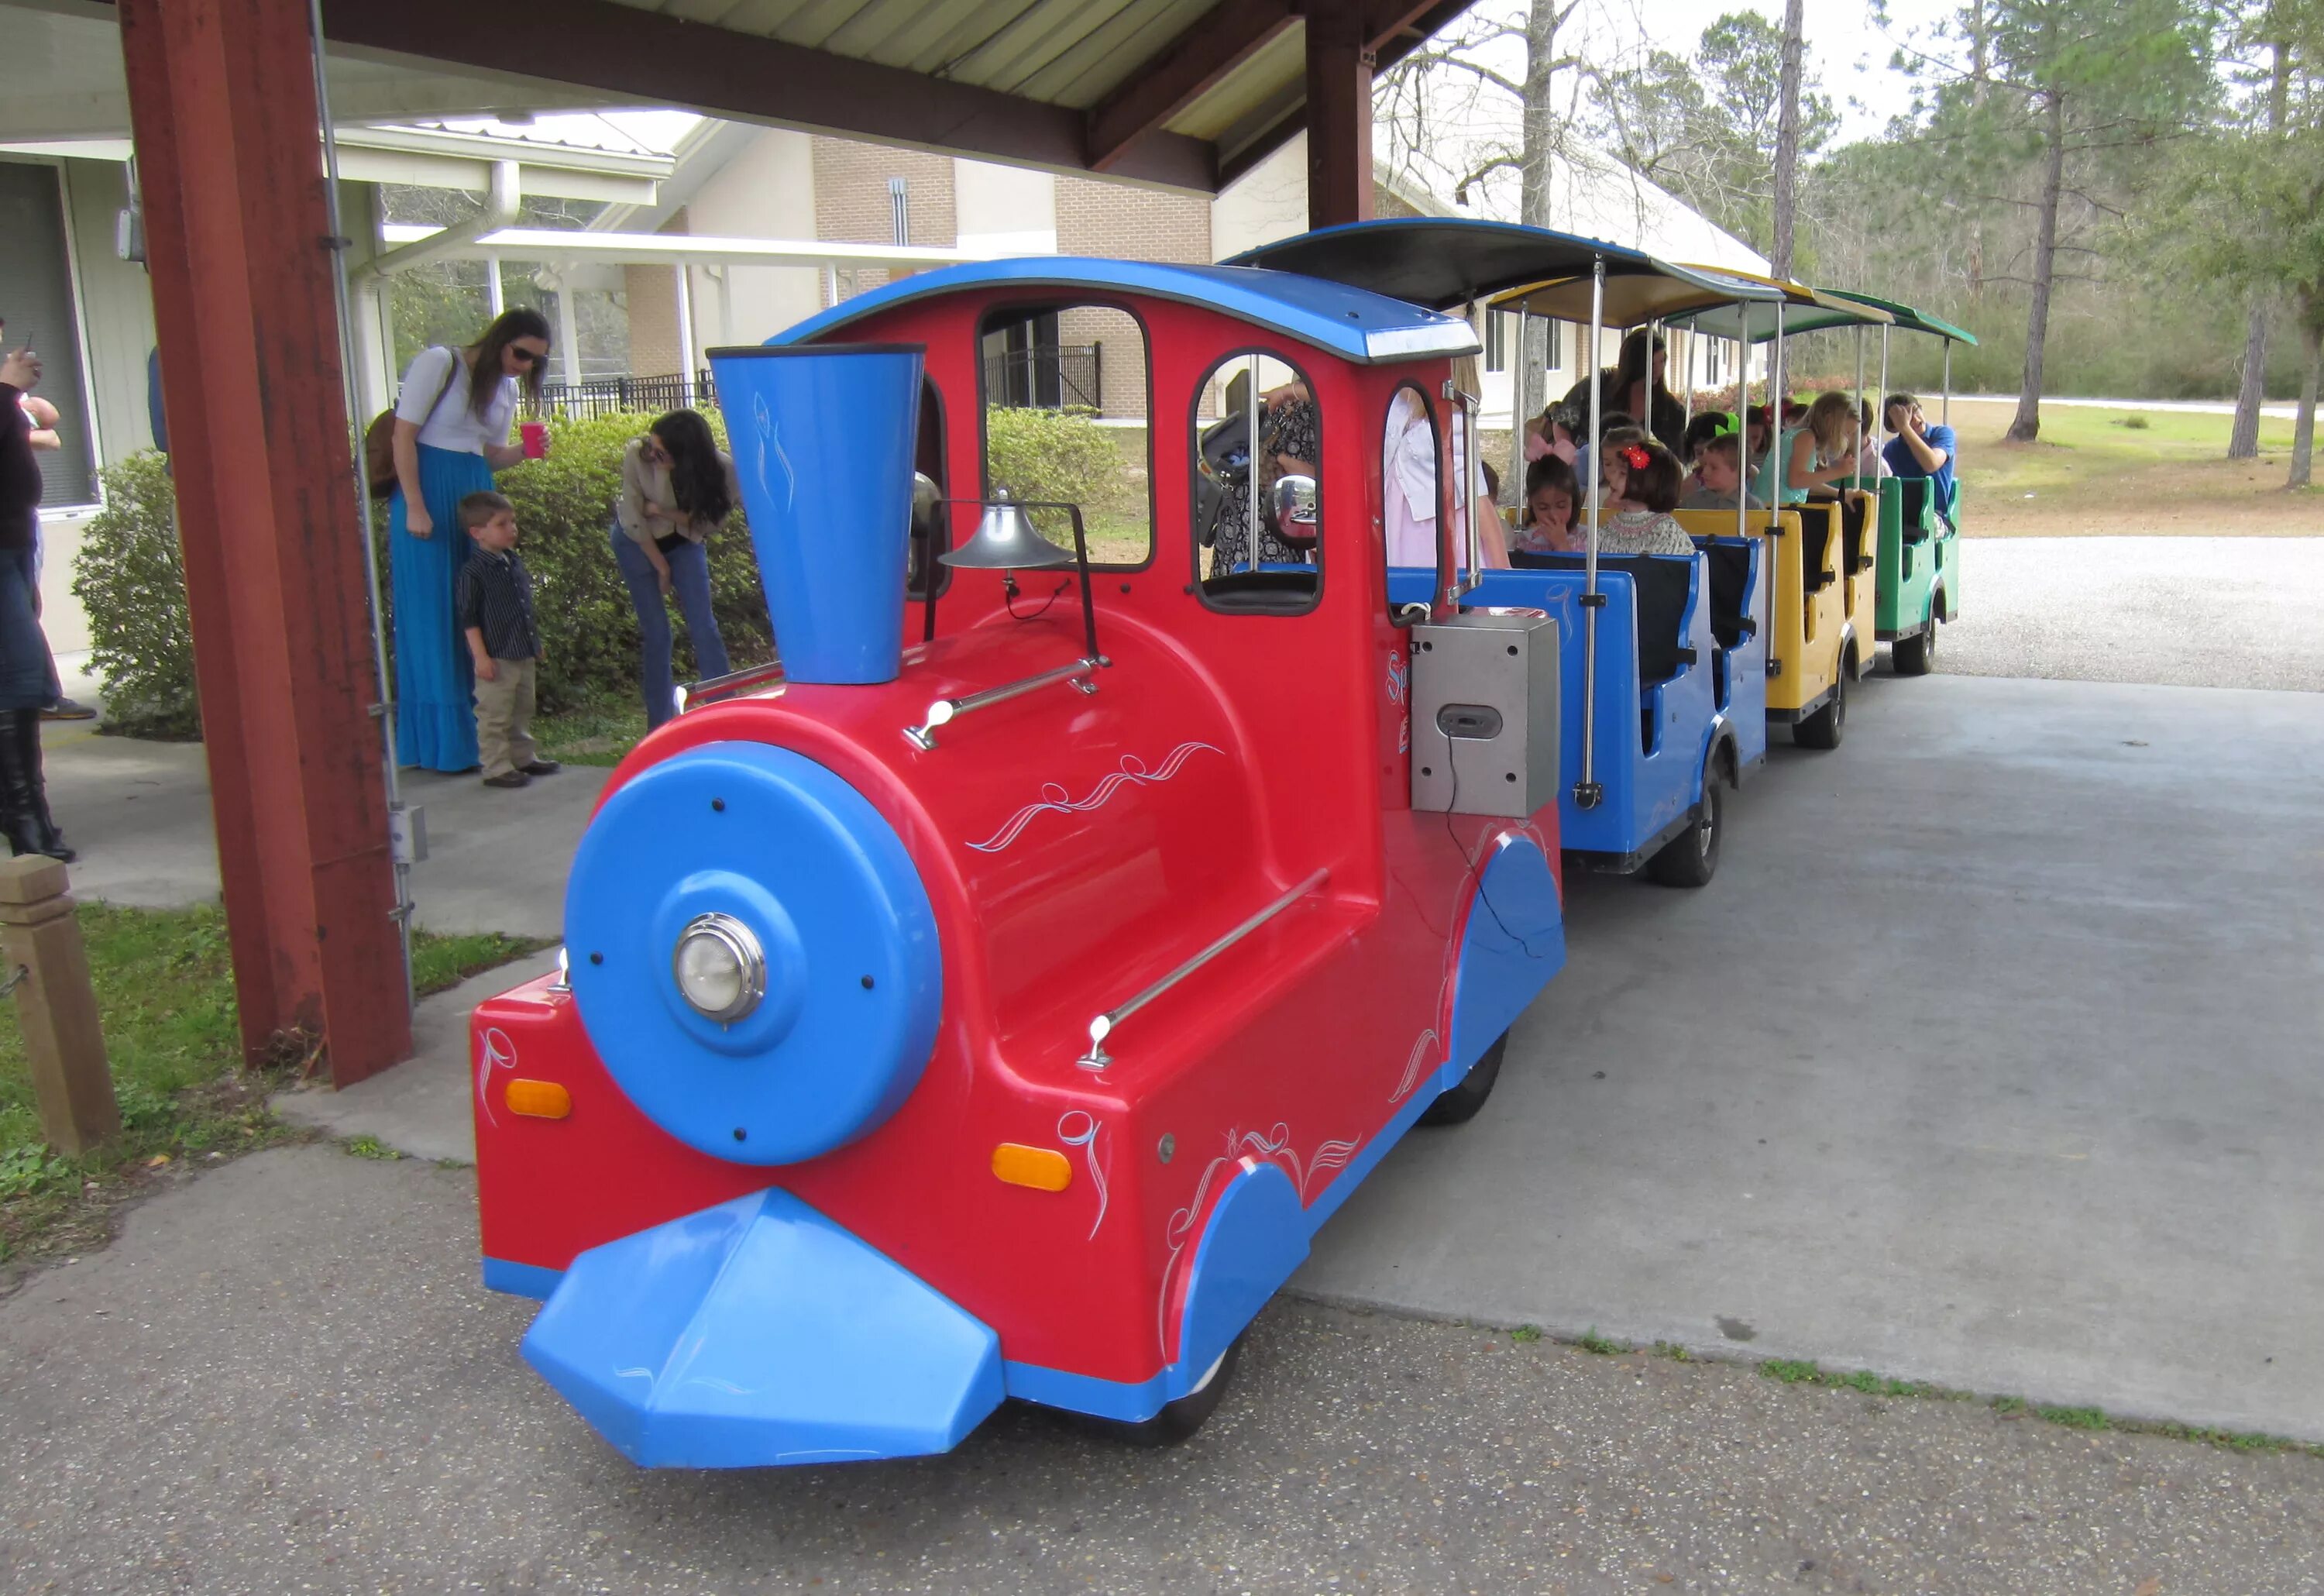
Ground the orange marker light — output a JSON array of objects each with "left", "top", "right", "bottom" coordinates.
[
  {"left": 991, "top": 1143, "right": 1071, "bottom": 1192},
  {"left": 505, "top": 1078, "right": 572, "bottom": 1120}
]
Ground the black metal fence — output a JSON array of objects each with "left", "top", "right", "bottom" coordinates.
[
  {"left": 982, "top": 344, "right": 1102, "bottom": 411},
  {"left": 538, "top": 370, "right": 717, "bottom": 420}
]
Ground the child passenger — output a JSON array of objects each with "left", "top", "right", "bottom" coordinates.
[
  {"left": 1512, "top": 455, "right": 1580, "bottom": 554},
  {"left": 1597, "top": 440, "right": 1697, "bottom": 556},
  {"left": 1679, "top": 435, "right": 1766, "bottom": 511}
]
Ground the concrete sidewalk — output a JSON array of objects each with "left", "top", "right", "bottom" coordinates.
[
  {"left": 1298, "top": 673, "right": 2324, "bottom": 1442},
  {"left": 250, "top": 673, "right": 2324, "bottom": 1449},
  {"left": 5, "top": 1146, "right": 2319, "bottom": 1595},
  {"left": 40, "top": 719, "right": 604, "bottom": 940}
]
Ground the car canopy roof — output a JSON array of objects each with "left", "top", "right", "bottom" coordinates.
[
  {"left": 1223, "top": 217, "right": 1728, "bottom": 312},
  {"left": 768, "top": 256, "right": 1481, "bottom": 365},
  {"left": 1818, "top": 288, "right": 1978, "bottom": 346},
  {"left": 1659, "top": 269, "right": 1895, "bottom": 339}
]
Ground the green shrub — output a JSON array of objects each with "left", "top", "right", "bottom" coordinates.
[
  {"left": 983, "top": 405, "right": 1122, "bottom": 549},
  {"left": 70, "top": 451, "right": 201, "bottom": 739},
  {"left": 491, "top": 410, "right": 773, "bottom": 713},
  {"left": 73, "top": 418, "right": 781, "bottom": 741}
]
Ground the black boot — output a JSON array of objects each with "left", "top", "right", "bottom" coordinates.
[
  {"left": 15, "top": 710, "right": 71, "bottom": 862},
  {"left": 0, "top": 710, "right": 70, "bottom": 862},
  {"left": 0, "top": 711, "right": 45, "bottom": 858}
]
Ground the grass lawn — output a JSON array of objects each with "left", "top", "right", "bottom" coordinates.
[
  {"left": 537, "top": 693, "right": 649, "bottom": 768},
  {"left": 1943, "top": 398, "right": 2321, "bottom": 536},
  {"left": 0, "top": 904, "right": 541, "bottom": 1285}
]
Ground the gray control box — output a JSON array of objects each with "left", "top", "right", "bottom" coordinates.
[{"left": 1409, "top": 611, "right": 1559, "bottom": 817}]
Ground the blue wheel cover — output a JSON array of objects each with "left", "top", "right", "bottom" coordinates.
[{"left": 563, "top": 742, "right": 942, "bottom": 1165}]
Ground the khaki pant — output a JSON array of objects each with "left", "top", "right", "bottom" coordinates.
[{"left": 474, "top": 656, "right": 538, "bottom": 779}]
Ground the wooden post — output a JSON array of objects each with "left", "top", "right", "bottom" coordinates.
[
  {"left": 0, "top": 858, "right": 117, "bottom": 1156},
  {"left": 118, "top": 0, "right": 412, "bottom": 1085},
  {"left": 1304, "top": 2, "right": 1376, "bottom": 229}
]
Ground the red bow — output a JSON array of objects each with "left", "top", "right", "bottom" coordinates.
[{"left": 1620, "top": 443, "right": 1652, "bottom": 470}]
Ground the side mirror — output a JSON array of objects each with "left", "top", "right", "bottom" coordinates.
[{"left": 1271, "top": 474, "right": 1318, "bottom": 546}]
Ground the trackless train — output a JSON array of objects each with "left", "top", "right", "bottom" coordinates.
[{"left": 466, "top": 220, "right": 1968, "bottom": 1469}]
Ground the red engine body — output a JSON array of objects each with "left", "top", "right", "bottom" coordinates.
[{"left": 472, "top": 264, "right": 1568, "bottom": 1457}]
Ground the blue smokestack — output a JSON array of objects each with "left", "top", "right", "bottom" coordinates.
[{"left": 708, "top": 344, "right": 925, "bottom": 685}]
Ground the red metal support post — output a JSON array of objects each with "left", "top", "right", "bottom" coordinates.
[
  {"left": 1305, "top": 2, "right": 1377, "bottom": 229},
  {"left": 116, "top": 0, "right": 412, "bottom": 1084}
]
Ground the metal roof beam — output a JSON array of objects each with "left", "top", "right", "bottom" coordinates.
[
  {"left": 1085, "top": 0, "right": 1299, "bottom": 174},
  {"left": 303, "top": 0, "right": 1220, "bottom": 191}
]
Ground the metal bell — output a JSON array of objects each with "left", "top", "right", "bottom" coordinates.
[{"left": 939, "top": 490, "right": 1073, "bottom": 570}]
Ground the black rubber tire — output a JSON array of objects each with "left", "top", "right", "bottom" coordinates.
[
  {"left": 1092, "top": 1336, "right": 1243, "bottom": 1446},
  {"left": 1794, "top": 655, "right": 1849, "bottom": 750},
  {"left": 1648, "top": 761, "right": 1724, "bottom": 888},
  {"left": 1893, "top": 600, "right": 1937, "bottom": 677},
  {"left": 1418, "top": 1030, "right": 1508, "bottom": 1126}
]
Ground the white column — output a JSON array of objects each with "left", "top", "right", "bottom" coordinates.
[
  {"left": 555, "top": 278, "right": 582, "bottom": 387},
  {"left": 486, "top": 253, "right": 505, "bottom": 317},
  {"left": 676, "top": 264, "right": 696, "bottom": 380}
]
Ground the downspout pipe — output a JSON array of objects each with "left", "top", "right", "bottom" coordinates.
[{"left": 351, "top": 159, "right": 521, "bottom": 286}]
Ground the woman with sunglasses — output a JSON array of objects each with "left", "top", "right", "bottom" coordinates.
[
  {"left": 385, "top": 308, "right": 552, "bottom": 772},
  {"left": 612, "top": 408, "right": 736, "bottom": 729}
]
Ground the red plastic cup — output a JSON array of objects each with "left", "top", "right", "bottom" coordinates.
[{"left": 520, "top": 421, "right": 548, "bottom": 460}]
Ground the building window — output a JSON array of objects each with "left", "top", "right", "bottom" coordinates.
[
  {"left": 1487, "top": 312, "right": 1562, "bottom": 382},
  {"left": 888, "top": 177, "right": 909, "bottom": 247},
  {"left": 1192, "top": 349, "right": 1319, "bottom": 613},
  {"left": 978, "top": 303, "right": 1151, "bottom": 566},
  {"left": 0, "top": 160, "right": 95, "bottom": 504}
]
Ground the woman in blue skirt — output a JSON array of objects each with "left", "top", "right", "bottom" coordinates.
[{"left": 385, "top": 309, "right": 552, "bottom": 772}]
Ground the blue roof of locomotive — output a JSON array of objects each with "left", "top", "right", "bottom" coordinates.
[{"left": 766, "top": 256, "right": 1482, "bottom": 365}]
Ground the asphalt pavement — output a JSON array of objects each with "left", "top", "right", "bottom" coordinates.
[
  {"left": 8, "top": 535, "right": 2322, "bottom": 1591},
  {"left": 3, "top": 1146, "right": 2319, "bottom": 1596}
]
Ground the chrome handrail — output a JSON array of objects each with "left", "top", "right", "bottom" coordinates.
[
  {"left": 1076, "top": 869, "right": 1329, "bottom": 1070},
  {"left": 677, "top": 660, "right": 788, "bottom": 714},
  {"left": 903, "top": 656, "right": 1102, "bottom": 751}
]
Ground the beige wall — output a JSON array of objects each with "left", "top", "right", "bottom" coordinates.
[
  {"left": 954, "top": 158, "right": 1054, "bottom": 254},
  {"left": 625, "top": 262, "right": 684, "bottom": 377},
  {"left": 811, "top": 137, "right": 957, "bottom": 303},
  {"left": 679, "top": 129, "right": 823, "bottom": 345}
]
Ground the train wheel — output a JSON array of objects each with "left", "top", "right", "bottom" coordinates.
[
  {"left": 1418, "top": 1031, "right": 1508, "bottom": 1126},
  {"left": 1648, "top": 763, "right": 1723, "bottom": 889},
  {"left": 1893, "top": 602, "right": 1937, "bottom": 676},
  {"left": 1795, "top": 658, "right": 1849, "bottom": 750},
  {"left": 1095, "top": 1336, "right": 1243, "bottom": 1446}
]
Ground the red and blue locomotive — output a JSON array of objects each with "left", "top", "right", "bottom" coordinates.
[{"left": 469, "top": 257, "right": 1568, "bottom": 1467}]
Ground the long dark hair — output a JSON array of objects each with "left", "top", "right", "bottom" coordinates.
[
  {"left": 464, "top": 308, "right": 551, "bottom": 418},
  {"left": 651, "top": 408, "right": 732, "bottom": 526},
  {"left": 1614, "top": 328, "right": 1669, "bottom": 400}
]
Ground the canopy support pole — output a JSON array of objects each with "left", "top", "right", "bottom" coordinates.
[
  {"left": 1736, "top": 310, "right": 1750, "bottom": 549},
  {"left": 1575, "top": 255, "right": 1605, "bottom": 810},
  {"left": 1507, "top": 306, "right": 1530, "bottom": 507},
  {"left": 1879, "top": 325, "right": 1891, "bottom": 479},
  {"left": 1244, "top": 353, "right": 1260, "bottom": 574},
  {"left": 1853, "top": 325, "right": 1866, "bottom": 492},
  {"left": 1683, "top": 327, "right": 1695, "bottom": 429}
]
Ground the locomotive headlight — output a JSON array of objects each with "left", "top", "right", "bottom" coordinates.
[{"left": 672, "top": 913, "right": 766, "bottom": 1023}]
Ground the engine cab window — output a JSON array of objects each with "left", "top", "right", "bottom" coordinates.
[
  {"left": 1382, "top": 382, "right": 1442, "bottom": 576},
  {"left": 908, "top": 375, "right": 947, "bottom": 600},
  {"left": 978, "top": 304, "right": 1152, "bottom": 567},
  {"left": 1193, "top": 351, "right": 1322, "bottom": 614}
]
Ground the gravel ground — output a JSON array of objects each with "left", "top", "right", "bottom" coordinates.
[
  {"left": 1929, "top": 536, "right": 2324, "bottom": 691},
  {"left": 4, "top": 1147, "right": 2320, "bottom": 1595}
]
